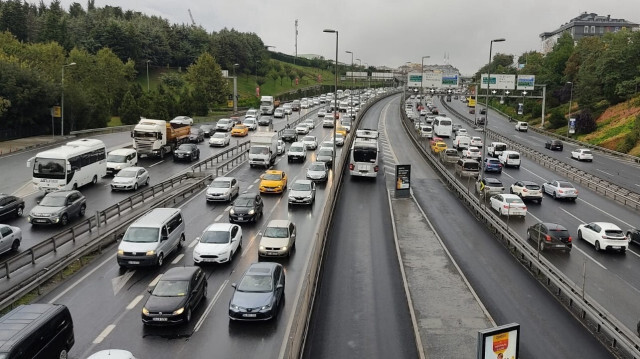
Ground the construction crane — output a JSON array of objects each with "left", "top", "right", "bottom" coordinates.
[{"left": 188, "top": 9, "right": 195, "bottom": 26}]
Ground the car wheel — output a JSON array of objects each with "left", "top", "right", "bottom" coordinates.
[
  {"left": 72, "top": 183, "right": 78, "bottom": 190},
  {"left": 177, "top": 234, "right": 185, "bottom": 250},
  {"left": 552, "top": 192, "right": 557, "bottom": 199},
  {"left": 527, "top": 230, "right": 532, "bottom": 240},
  {"left": 509, "top": 188, "right": 513, "bottom": 194},
  {"left": 60, "top": 214, "right": 69, "bottom": 226},
  {"left": 620, "top": 247, "right": 626, "bottom": 254},
  {"left": 539, "top": 240, "right": 545, "bottom": 252},
  {"left": 133, "top": 183, "right": 138, "bottom": 191},
  {"left": 11, "top": 239, "right": 20, "bottom": 251},
  {"left": 16, "top": 206, "right": 23, "bottom": 217},
  {"left": 92, "top": 175, "right": 98, "bottom": 185},
  {"left": 203, "top": 282, "right": 208, "bottom": 298},
  {"left": 58, "top": 348, "right": 68, "bottom": 359},
  {"left": 157, "top": 253, "right": 164, "bottom": 266},
  {"left": 145, "top": 177, "right": 150, "bottom": 186},
  {"left": 595, "top": 241, "right": 601, "bottom": 251},
  {"left": 627, "top": 232, "right": 633, "bottom": 243},
  {"left": 79, "top": 204, "right": 86, "bottom": 217}
]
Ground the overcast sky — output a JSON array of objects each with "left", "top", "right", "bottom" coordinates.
[{"left": 47, "top": 0, "right": 639, "bottom": 75}]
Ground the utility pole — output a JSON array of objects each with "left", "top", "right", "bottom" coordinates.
[{"left": 294, "top": 19, "right": 298, "bottom": 66}]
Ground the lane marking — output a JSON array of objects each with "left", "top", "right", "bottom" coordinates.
[
  {"left": 576, "top": 198, "right": 634, "bottom": 228},
  {"left": 194, "top": 280, "right": 228, "bottom": 332},
  {"left": 171, "top": 253, "right": 184, "bottom": 264},
  {"left": 560, "top": 208, "right": 585, "bottom": 223},
  {"left": 48, "top": 254, "right": 116, "bottom": 304},
  {"left": 596, "top": 168, "right": 614, "bottom": 177},
  {"left": 572, "top": 246, "right": 608, "bottom": 270},
  {"left": 225, "top": 206, "right": 232, "bottom": 212},
  {"left": 93, "top": 324, "right": 115, "bottom": 344},
  {"left": 215, "top": 214, "right": 223, "bottom": 222},
  {"left": 253, "top": 178, "right": 260, "bottom": 184},
  {"left": 241, "top": 234, "right": 259, "bottom": 257},
  {"left": 126, "top": 295, "right": 144, "bottom": 310},
  {"left": 148, "top": 160, "right": 164, "bottom": 168},
  {"left": 247, "top": 185, "right": 253, "bottom": 190},
  {"left": 149, "top": 273, "right": 163, "bottom": 287},
  {"left": 188, "top": 238, "right": 198, "bottom": 248}
]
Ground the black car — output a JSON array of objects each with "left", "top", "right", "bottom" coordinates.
[
  {"left": 475, "top": 117, "right": 486, "bottom": 126},
  {"left": 480, "top": 108, "right": 487, "bottom": 115},
  {"left": 527, "top": 222, "right": 572, "bottom": 253},
  {"left": 189, "top": 128, "right": 205, "bottom": 143},
  {"left": 229, "top": 193, "right": 264, "bottom": 223},
  {"left": 173, "top": 144, "right": 200, "bottom": 162},
  {"left": 142, "top": 266, "right": 207, "bottom": 325},
  {"left": 200, "top": 125, "right": 215, "bottom": 137},
  {"left": 0, "top": 194, "right": 25, "bottom": 219},
  {"left": 229, "top": 262, "right": 285, "bottom": 321},
  {"left": 626, "top": 228, "right": 640, "bottom": 245},
  {"left": 545, "top": 139, "right": 563, "bottom": 151},
  {"left": 258, "top": 116, "right": 273, "bottom": 126},
  {"left": 281, "top": 129, "right": 298, "bottom": 143}
]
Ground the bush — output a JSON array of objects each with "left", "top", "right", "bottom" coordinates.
[
  {"left": 575, "top": 109, "right": 597, "bottom": 134},
  {"left": 547, "top": 109, "right": 566, "bottom": 129},
  {"left": 617, "top": 132, "right": 638, "bottom": 153}
]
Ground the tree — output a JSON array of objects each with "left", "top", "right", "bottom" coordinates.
[
  {"left": 119, "top": 90, "right": 140, "bottom": 125},
  {"left": 547, "top": 108, "right": 567, "bottom": 129},
  {"left": 268, "top": 70, "right": 278, "bottom": 85},
  {"left": 575, "top": 109, "right": 597, "bottom": 134},
  {"left": 185, "top": 52, "right": 228, "bottom": 111}
]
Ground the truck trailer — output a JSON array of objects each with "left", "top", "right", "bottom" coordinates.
[
  {"left": 132, "top": 118, "right": 191, "bottom": 158},
  {"left": 248, "top": 132, "right": 278, "bottom": 168}
]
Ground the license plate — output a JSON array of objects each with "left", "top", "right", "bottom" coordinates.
[
  {"left": 243, "top": 313, "right": 257, "bottom": 318},
  {"left": 268, "top": 252, "right": 278, "bottom": 256},
  {"left": 612, "top": 246, "right": 620, "bottom": 249},
  {"left": 129, "top": 261, "right": 140, "bottom": 265},
  {"left": 153, "top": 317, "right": 168, "bottom": 321},
  {"left": 555, "top": 245, "right": 565, "bottom": 248},
  {"left": 34, "top": 219, "right": 46, "bottom": 223},
  {"left": 238, "top": 216, "right": 243, "bottom": 221},
  {"left": 267, "top": 188, "right": 273, "bottom": 191}
]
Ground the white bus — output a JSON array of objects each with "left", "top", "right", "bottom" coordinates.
[
  {"left": 433, "top": 116, "right": 453, "bottom": 138},
  {"left": 29, "top": 139, "right": 107, "bottom": 192},
  {"left": 349, "top": 129, "right": 379, "bottom": 178}
]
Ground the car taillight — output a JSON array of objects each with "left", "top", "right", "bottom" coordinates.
[
  {"left": 374, "top": 166, "right": 379, "bottom": 172},
  {"left": 568, "top": 236, "right": 572, "bottom": 242},
  {"left": 545, "top": 235, "right": 551, "bottom": 242},
  {"left": 349, "top": 163, "right": 354, "bottom": 170}
]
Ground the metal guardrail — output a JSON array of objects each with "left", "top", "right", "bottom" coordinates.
[
  {"left": 401, "top": 98, "right": 640, "bottom": 358},
  {"left": 440, "top": 99, "right": 640, "bottom": 211}
]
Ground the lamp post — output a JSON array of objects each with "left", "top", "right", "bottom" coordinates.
[
  {"left": 146, "top": 60, "right": 151, "bottom": 92},
  {"left": 480, "top": 38, "right": 505, "bottom": 191},
  {"left": 421, "top": 55, "right": 430, "bottom": 105},
  {"left": 346, "top": 50, "right": 353, "bottom": 113},
  {"left": 365, "top": 63, "right": 370, "bottom": 88},
  {"left": 356, "top": 58, "right": 361, "bottom": 105},
  {"left": 61, "top": 62, "right": 76, "bottom": 136},
  {"left": 566, "top": 81, "right": 574, "bottom": 137},
  {"left": 324, "top": 29, "right": 338, "bottom": 170},
  {"left": 254, "top": 59, "right": 260, "bottom": 85},
  {"left": 233, "top": 63, "right": 239, "bottom": 112}
]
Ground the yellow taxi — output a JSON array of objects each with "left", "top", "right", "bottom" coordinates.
[
  {"left": 336, "top": 125, "right": 347, "bottom": 137},
  {"left": 259, "top": 170, "right": 287, "bottom": 194},
  {"left": 431, "top": 141, "right": 447, "bottom": 153},
  {"left": 231, "top": 124, "right": 249, "bottom": 137}
]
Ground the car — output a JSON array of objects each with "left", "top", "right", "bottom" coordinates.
[
  {"left": 322, "top": 118, "right": 335, "bottom": 128},
  {"left": 498, "top": 150, "right": 521, "bottom": 168},
  {"left": 475, "top": 177, "right": 504, "bottom": 197},
  {"left": 295, "top": 124, "right": 310, "bottom": 135},
  {"left": 283, "top": 104, "right": 293, "bottom": 115},
  {"left": 172, "top": 116, "right": 194, "bottom": 125},
  {"left": 87, "top": 350, "right": 138, "bottom": 359},
  {"left": 341, "top": 119, "right": 352, "bottom": 132},
  {"left": 489, "top": 193, "right": 527, "bottom": 217},
  {"left": 281, "top": 129, "right": 298, "bottom": 142},
  {"left": 0, "top": 224, "right": 21, "bottom": 254},
  {"left": 480, "top": 108, "right": 487, "bottom": 115},
  {"left": 259, "top": 170, "right": 287, "bottom": 194},
  {"left": 625, "top": 228, "right": 640, "bottom": 245},
  {"left": 336, "top": 125, "right": 347, "bottom": 137},
  {"left": 541, "top": 180, "right": 578, "bottom": 200},
  {"left": 245, "top": 109, "right": 259, "bottom": 118},
  {"left": 0, "top": 194, "right": 25, "bottom": 219},
  {"left": 259, "top": 220, "right": 296, "bottom": 258},
  {"left": 110, "top": 167, "right": 150, "bottom": 191},
  {"left": 302, "top": 119, "right": 316, "bottom": 130},
  {"left": 141, "top": 266, "right": 207, "bottom": 325},
  {"left": 173, "top": 143, "right": 200, "bottom": 161},
  {"left": 419, "top": 109, "right": 428, "bottom": 116},
  {"left": 231, "top": 124, "right": 249, "bottom": 137},
  {"left": 287, "top": 142, "right": 307, "bottom": 163},
  {"left": 189, "top": 128, "right": 205, "bottom": 143},
  {"left": 300, "top": 100, "right": 309, "bottom": 109},
  {"left": 475, "top": 117, "right": 486, "bottom": 126},
  {"left": 439, "top": 148, "right": 460, "bottom": 164},
  {"left": 28, "top": 190, "right": 86, "bottom": 226},
  {"left": 106, "top": 148, "right": 138, "bottom": 175},
  {"left": 209, "top": 132, "right": 231, "bottom": 147},
  {"left": 527, "top": 222, "right": 572, "bottom": 252},
  {"left": 470, "top": 136, "right": 483, "bottom": 147},
  {"left": 276, "top": 140, "right": 285, "bottom": 155},
  {"left": 483, "top": 158, "right": 502, "bottom": 173},
  {"left": 228, "top": 262, "right": 285, "bottom": 321},
  {"left": 230, "top": 116, "right": 241, "bottom": 126},
  {"left": 510, "top": 180, "right": 543, "bottom": 203},
  {"left": 216, "top": 118, "right": 233, "bottom": 132},
  {"left": 515, "top": 121, "right": 528, "bottom": 132},
  {"left": 288, "top": 180, "right": 316, "bottom": 205},
  {"left": 274, "top": 108, "right": 285, "bottom": 118},
  {"left": 243, "top": 118, "right": 258, "bottom": 130},
  {"left": 306, "top": 161, "right": 329, "bottom": 182},
  {"left": 193, "top": 223, "right": 242, "bottom": 265},
  {"left": 331, "top": 134, "right": 345, "bottom": 146},
  {"left": 462, "top": 146, "right": 482, "bottom": 160},
  {"left": 200, "top": 124, "right": 215, "bottom": 137},
  {"left": 456, "top": 128, "right": 468, "bottom": 137},
  {"left": 430, "top": 141, "right": 447, "bottom": 154},
  {"left": 206, "top": 177, "right": 239, "bottom": 202},
  {"left": 291, "top": 100, "right": 301, "bottom": 111},
  {"left": 318, "top": 109, "right": 327, "bottom": 117},
  {"left": 577, "top": 222, "right": 628, "bottom": 253},
  {"left": 545, "top": 139, "right": 563, "bottom": 151},
  {"left": 487, "top": 142, "right": 507, "bottom": 157},
  {"left": 571, "top": 148, "right": 593, "bottom": 162},
  {"left": 258, "top": 116, "right": 273, "bottom": 126},
  {"left": 316, "top": 147, "right": 334, "bottom": 167},
  {"left": 229, "top": 193, "right": 264, "bottom": 223},
  {"left": 319, "top": 140, "right": 334, "bottom": 150},
  {"left": 302, "top": 135, "right": 318, "bottom": 150},
  {"left": 469, "top": 108, "right": 476, "bottom": 114}
]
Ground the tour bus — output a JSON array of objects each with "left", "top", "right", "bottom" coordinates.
[
  {"left": 349, "top": 129, "right": 379, "bottom": 178},
  {"left": 28, "top": 139, "right": 107, "bottom": 192},
  {"left": 433, "top": 116, "right": 453, "bottom": 138}
]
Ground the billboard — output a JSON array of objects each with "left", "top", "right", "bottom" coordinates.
[
  {"left": 477, "top": 323, "right": 520, "bottom": 359},
  {"left": 395, "top": 164, "right": 411, "bottom": 198},
  {"left": 480, "top": 74, "right": 516, "bottom": 90},
  {"left": 346, "top": 71, "right": 368, "bottom": 79},
  {"left": 516, "top": 75, "right": 535, "bottom": 90},
  {"left": 372, "top": 72, "right": 395, "bottom": 80}
]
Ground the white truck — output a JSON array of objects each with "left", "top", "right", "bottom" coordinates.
[
  {"left": 249, "top": 132, "right": 278, "bottom": 168},
  {"left": 260, "top": 96, "right": 275, "bottom": 115},
  {"left": 131, "top": 118, "right": 190, "bottom": 159}
]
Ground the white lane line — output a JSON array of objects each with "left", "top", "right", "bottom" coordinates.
[
  {"left": 126, "top": 295, "right": 144, "bottom": 310},
  {"left": 576, "top": 198, "right": 634, "bottom": 228},
  {"left": 194, "top": 280, "right": 228, "bottom": 332},
  {"left": 520, "top": 166, "right": 547, "bottom": 182},
  {"left": 93, "top": 324, "right": 116, "bottom": 344},
  {"left": 253, "top": 178, "right": 260, "bottom": 184},
  {"left": 148, "top": 160, "right": 164, "bottom": 168},
  {"left": 572, "top": 246, "right": 608, "bottom": 270},
  {"left": 560, "top": 208, "right": 585, "bottom": 223},
  {"left": 48, "top": 254, "right": 116, "bottom": 304},
  {"left": 225, "top": 206, "right": 232, "bottom": 212},
  {"left": 247, "top": 185, "right": 253, "bottom": 190},
  {"left": 149, "top": 274, "right": 163, "bottom": 287},
  {"left": 500, "top": 171, "right": 516, "bottom": 181},
  {"left": 215, "top": 214, "right": 223, "bottom": 222},
  {"left": 171, "top": 254, "right": 184, "bottom": 264},
  {"left": 241, "top": 235, "right": 259, "bottom": 257},
  {"left": 188, "top": 238, "right": 198, "bottom": 248},
  {"left": 596, "top": 168, "right": 615, "bottom": 176},
  {"left": 528, "top": 211, "right": 543, "bottom": 223}
]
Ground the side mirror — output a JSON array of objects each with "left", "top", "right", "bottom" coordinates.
[
  {"left": 260, "top": 175, "right": 264, "bottom": 179},
  {"left": 276, "top": 284, "right": 284, "bottom": 290},
  {"left": 147, "top": 288, "right": 153, "bottom": 294},
  {"left": 36, "top": 200, "right": 41, "bottom": 204},
  {"left": 231, "top": 283, "right": 237, "bottom": 288},
  {"left": 195, "top": 237, "right": 200, "bottom": 242},
  {"left": 161, "top": 235, "right": 168, "bottom": 241}
]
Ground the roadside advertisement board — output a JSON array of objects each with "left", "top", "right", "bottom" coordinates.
[
  {"left": 569, "top": 118, "right": 576, "bottom": 134},
  {"left": 477, "top": 323, "right": 520, "bottom": 359},
  {"left": 516, "top": 75, "right": 535, "bottom": 90},
  {"left": 480, "top": 74, "right": 516, "bottom": 90},
  {"left": 395, "top": 164, "right": 411, "bottom": 198}
]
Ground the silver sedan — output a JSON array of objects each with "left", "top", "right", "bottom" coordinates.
[{"left": 111, "top": 167, "right": 150, "bottom": 191}]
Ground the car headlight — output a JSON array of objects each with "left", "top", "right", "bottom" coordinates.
[
  {"left": 261, "top": 304, "right": 271, "bottom": 311},
  {"left": 117, "top": 249, "right": 124, "bottom": 255},
  {"left": 115, "top": 165, "right": 122, "bottom": 170},
  {"left": 142, "top": 307, "right": 149, "bottom": 315},
  {"left": 146, "top": 250, "right": 155, "bottom": 256},
  {"left": 259, "top": 246, "right": 265, "bottom": 250},
  {"left": 173, "top": 307, "right": 185, "bottom": 316},
  {"left": 230, "top": 304, "right": 240, "bottom": 311},
  {"left": 248, "top": 209, "right": 255, "bottom": 215},
  {"left": 282, "top": 246, "right": 288, "bottom": 251},
  {"left": 193, "top": 249, "right": 200, "bottom": 257},
  {"left": 230, "top": 209, "right": 235, "bottom": 215}
]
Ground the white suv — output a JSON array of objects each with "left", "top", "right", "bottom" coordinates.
[{"left": 515, "top": 121, "right": 528, "bottom": 132}]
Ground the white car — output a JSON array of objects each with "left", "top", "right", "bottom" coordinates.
[
  {"left": 295, "top": 124, "right": 309, "bottom": 135},
  {"left": 577, "top": 222, "right": 628, "bottom": 253},
  {"left": 283, "top": 104, "right": 293, "bottom": 115},
  {"left": 322, "top": 118, "right": 335, "bottom": 128},
  {"left": 288, "top": 179, "right": 316, "bottom": 205},
  {"left": 216, "top": 118, "right": 233, "bottom": 132},
  {"left": 498, "top": 150, "right": 521, "bottom": 168},
  {"left": 541, "top": 180, "right": 578, "bottom": 201},
  {"left": 331, "top": 134, "right": 345, "bottom": 146},
  {"left": 0, "top": 224, "right": 21, "bottom": 255},
  {"left": 319, "top": 140, "right": 334, "bottom": 150},
  {"left": 274, "top": 108, "right": 285, "bottom": 118},
  {"left": 489, "top": 193, "right": 527, "bottom": 217},
  {"left": 318, "top": 109, "right": 327, "bottom": 117},
  {"left": 193, "top": 223, "right": 242, "bottom": 264},
  {"left": 245, "top": 109, "right": 259, "bottom": 118},
  {"left": 571, "top": 148, "right": 593, "bottom": 162},
  {"left": 509, "top": 180, "right": 543, "bottom": 203},
  {"left": 110, "top": 167, "right": 149, "bottom": 191},
  {"left": 106, "top": 148, "right": 137, "bottom": 175},
  {"left": 470, "top": 136, "right": 483, "bottom": 148},
  {"left": 302, "top": 135, "right": 318, "bottom": 150},
  {"left": 205, "top": 176, "right": 239, "bottom": 202},
  {"left": 276, "top": 140, "right": 285, "bottom": 155},
  {"left": 243, "top": 118, "right": 258, "bottom": 130},
  {"left": 209, "top": 132, "right": 231, "bottom": 147},
  {"left": 515, "top": 121, "right": 528, "bottom": 132},
  {"left": 462, "top": 146, "right": 482, "bottom": 160},
  {"left": 457, "top": 128, "right": 468, "bottom": 137},
  {"left": 303, "top": 119, "right": 316, "bottom": 130}
]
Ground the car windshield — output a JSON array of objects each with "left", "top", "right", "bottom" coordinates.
[
  {"left": 107, "top": 154, "right": 127, "bottom": 163},
  {"left": 234, "top": 198, "right": 254, "bottom": 207},
  {"left": 201, "top": 230, "right": 230, "bottom": 244},
  {"left": 291, "top": 182, "right": 311, "bottom": 191},
  {"left": 116, "top": 170, "right": 137, "bottom": 178},
  {"left": 212, "top": 133, "right": 226, "bottom": 139},
  {"left": 495, "top": 144, "right": 506, "bottom": 150},
  {"left": 605, "top": 229, "right": 623, "bottom": 236},
  {"left": 264, "top": 226, "right": 289, "bottom": 238},
  {"left": 487, "top": 159, "right": 500, "bottom": 164},
  {"left": 152, "top": 280, "right": 189, "bottom": 297},
  {"left": 178, "top": 144, "right": 192, "bottom": 150},
  {"left": 303, "top": 136, "right": 314, "bottom": 142},
  {"left": 250, "top": 147, "right": 269, "bottom": 155},
  {"left": 549, "top": 228, "right": 569, "bottom": 236},
  {"left": 244, "top": 119, "right": 255, "bottom": 124},
  {"left": 122, "top": 227, "right": 159, "bottom": 243},
  {"left": 210, "top": 181, "right": 230, "bottom": 188},
  {"left": 284, "top": 129, "right": 296, "bottom": 135},
  {"left": 263, "top": 173, "right": 282, "bottom": 181},
  {"left": 486, "top": 180, "right": 502, "bottom": 186},
  {"left": 218, "top": 119, "right": 229, "bottom": 124},
  {"left": 39, "top": 195, "right": 67, "bottom": 207},
  {"left": 309, "top": 163, "right": 326, "bottom": 171},
  {"left": 237, "top": 274, "right": 272, "bottom": 292},
  {"left": 582, "top": 150, "right": 592, "bottom": 155},
  {"left": 558, "top": 182, "right": 574, "bottom": 188},
  {"left": 318, "top": 149, "right": 332, "bottom": 156},
  {"left": 505, "top": 197, "right": 523, "bottom": 204},
  {"left": 33, "top": 157, "right": 66, "bottom": 177},
  {"left": 290, "top": 146, "right": 303, "bottom": 152}
]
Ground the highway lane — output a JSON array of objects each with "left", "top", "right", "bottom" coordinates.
[
  {"left": 443, "top": 97, "right": 640, "bottom": 192},
  {"left": 410, "top": 101, "right": 640, "bottom": 333},
  {"left": 36, "top": 111, "right": 342, "bottom": 359},
  {"left": 395, "top": 95, "right": 613, "bottom": 357},
  {"left": 304, "top": 96, "right": 419, "bottom": 359}
]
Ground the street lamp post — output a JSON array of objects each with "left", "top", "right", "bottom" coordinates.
[
  {"left": 566, "top": 81, "right": 574, "bottom": 137},
  {"left": 255, "top": 59, "right": 260, "bottom": 85},
  {"left": 233, "top": 63, "right": 239, "bottom": 112},
  {"left": 421, "top": 55, "right": 430, "bottom": 106},
  {"left": 324, "top": 29, "right": 339, "bottom": 170},
  {"left": 146, "top": 60, "right": 151, "bottom": 91},
  {"left": 346, "top": 50, "right": 354, "bottom": 113},
  {"left": 61, "top": 62, "right": 76, "bottom": 136},
  {"left": 356, "top": 58, "right": 361, "bottom": 105}
]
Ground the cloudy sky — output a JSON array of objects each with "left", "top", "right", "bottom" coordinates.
[{"left": 47, "top": 0, "right": 639, "bottom": 75}]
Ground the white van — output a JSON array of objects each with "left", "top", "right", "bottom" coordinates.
[
  {"left": 498, "top": 150, "right": 521, "bottom": 168},
  {"left": 515, "top": 121, "right": 528, "bottom": 132},
  {"left": 487, "top": 142, "right": 507, "bottom": 157},
  {"left": 420, "top": 125, "right": 433, "bottom": 138},
  {"left": 453, "top": 135, "right": 471, "bottom": 150},
  {"left": 117, "top": 208, "right": 185, "bottom": 268},
  {"left": 106, "top": 148, "right": 138, "bottom": 175}
]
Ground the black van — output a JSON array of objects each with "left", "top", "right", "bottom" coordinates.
[{"left": 0, "top": 304, "right": 74, "bottom": 359}]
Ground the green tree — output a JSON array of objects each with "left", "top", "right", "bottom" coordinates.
[
  {"left": 185, "top": 52, "right": 228, "bottom": 111},
  {"left": 119, "top": 90, "right": 140, "bottom": 125},
  {"left": 268, "top": 70, "right": 279, "bottom": 85}
]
